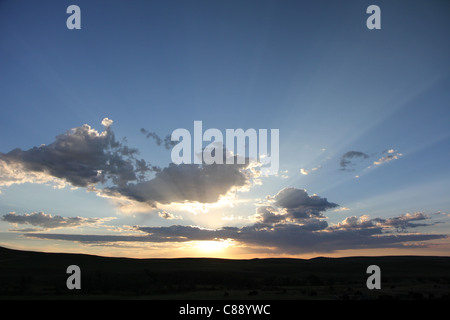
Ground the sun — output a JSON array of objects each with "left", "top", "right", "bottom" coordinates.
[{"left": 194, "top": 240, "right": 232, "bottom": 253}]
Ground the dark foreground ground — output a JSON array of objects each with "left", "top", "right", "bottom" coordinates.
[{"left": 1, "top": 246, "right": 449, "bottom": 300}]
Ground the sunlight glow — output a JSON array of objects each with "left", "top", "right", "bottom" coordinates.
[
  {"left": 194, "top": 240, "right": 232, "bottom": 253},
  {"left": 161, "top": 191, "right": 250, "bottom": 215}
]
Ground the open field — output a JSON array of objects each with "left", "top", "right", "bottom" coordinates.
[{"left": 1, "top": 246, "right": 450, "bottom": 300}]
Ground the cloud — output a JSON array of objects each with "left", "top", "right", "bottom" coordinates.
[
  {"left": 0, "top": 157, "right": 67, "bottom": 191},
  {"left": 2, "top": 119, "right": 444, "bottom": 255},
  {"left": 25, "top": 212, "right": 447, "bottom": 254},
  {"left": 18, "top": 186, "right": 446, "bottom": 255},
  {"left": 0, "top": 119, "right": 154, "bottom": 188},
  {"left": 339, "top": 149, "right": 403, "bottom": 172},
  {"left": 332, "top": 215, "right": 377, "bottom": 231},
  {"left": 101, "top": 118, "right": 113, "bottom": 127},
  {"left": 372, "top": 149, "right": 403, "bottom": 166},
  {"left": 340, "top": 151, "right": 369, "bottom": 171},
  {"left": 333, "top": 207, "right": 350, "bottom": 212},
  {"left": 25, "top": 233, "right": 158, "bottom": 244},
  {"left": 253, "top": 206, "right": 286, "bottom": 224},
  {"left": 158, "top": 211, "right": 183, "bottom": 220},
  {"left": 373, "top": 212, "right": 434, "bottom": 232},
  {"left": 251, "top": 188, "right": 338, "bottom": 225},
  {"left": 140, "top": 128, "right": 177, "bottom": 150},
  {"left": 1, "top": 211, "right": 107, "bottom": 230},
  {"left": 272, "top": 187, "right": 339, "bottom": 219},
  {"left": 300, "top": 166, "right": 322, "bottom": 176},
  {"left": 0, "top": 119, "right": 257, "bottom": 209},
  {"left": 103, "top": 160, "right": 254, "bottom": 206},
  {"left": 329, "top": 212, "right": 441, "bottom": 234},
  {"left": 134, "top": 211, "right": 445, "bottom": 254}
]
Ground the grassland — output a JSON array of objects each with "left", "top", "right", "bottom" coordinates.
[{"left": 1, "top": 246, "right": 449, "bottom": 299}]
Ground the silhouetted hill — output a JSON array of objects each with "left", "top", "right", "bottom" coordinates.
[{"left": 1, "top": 246, "right": 449, "bottom": 299}]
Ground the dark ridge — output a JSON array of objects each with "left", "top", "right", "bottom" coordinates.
[{"left": 1, "top": 246, "right": 450, "bottom": 300}]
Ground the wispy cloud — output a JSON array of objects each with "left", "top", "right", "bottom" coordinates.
[
  {"left": 372, "top": 149, "right": 403, "bottom": 166},
  {"left": 2, "top": 211, "right": 110, "bottom": 230},
  {"left": 300, "top": 168, "right": 309, "bottom": 175},
  {"left": 339, "top": 149, "right": 403, "bottom": 173},
  {"left": 373, "top": 212, "right": 436, "bottom": 232},
  {"left": 140, "top": 128, "right": 177, "bottom": 150},
  {"left": 340, "top": 151, "right": 369, "bottom": 171}
]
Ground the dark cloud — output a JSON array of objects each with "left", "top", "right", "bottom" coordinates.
[
  {"left": 26, "top": 233, "right": 157, "bottom": 243},
  {"left": 253, "top": 188, "right": 338, "bottom": 224},
  {"left": 330, "top": 212, "right": 439, "bottom": 234},
  {"left": 340, "top": 151, "right": 369, "bottom": 171},
  {"left": 140, "top": 128, "right": 177, "bottom": 150},
  {"left": 2, "top": 212, "right": 103, "bottom": 229},
  {"left": 25, "top": 213, "right": 447, "bottom": 254},
  {"left": 137, "top": 225, "right": 238, "bottom": 241},
  {"left": 373, "top": 212, "right": 433, "bottom": 232},
  {"left": 158, "top": 211, "right": 182, "bottom": 220},
  {"left": 254, "top": 206, "right": 286, "bottom": 224},
  {"left": 339, "top": 149, "right": 402, "bottom": 172},
  {"left": 0, "top": 120, "right": 154, "bottom": 188},
  {"left": 272, "top": 187, "right": 338, "bottom": 219},
  {"left": 104, "top": 161, "right": 251, "bottom": 206},
  {"left": 8, "top": 228, "right": 41, "bottom": 233},
  {"left": 133, "top": 213, "right": 447, "bottom": 254},
  {"left": 0, "top": 120, "right": 255, "bottom": 207}
]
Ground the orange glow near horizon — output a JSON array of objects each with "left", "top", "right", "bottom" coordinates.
[{"left": 193, "top": 240, "right": 233, "bottom": 254}]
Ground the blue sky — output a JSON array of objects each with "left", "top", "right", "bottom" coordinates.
[{"left": 0, "top": 0, "right": 449, "bottom": 258}]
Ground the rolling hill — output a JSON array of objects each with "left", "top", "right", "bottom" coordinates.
[{"left": 1, "top": 246, "right": 449, "bottom": 299}]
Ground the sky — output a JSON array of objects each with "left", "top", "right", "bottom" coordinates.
[{"left": 0, "top": 0, "right": 449, "bottom": 259}]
